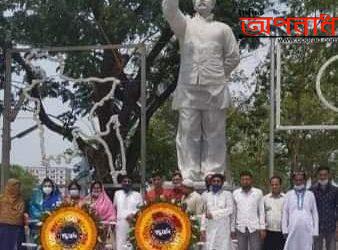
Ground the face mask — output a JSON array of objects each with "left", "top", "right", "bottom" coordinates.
[
  {"left": 70, "top": 190, "right": 80, "bottom": 197},
  {"left": 294, "top": 184, "right": 305, "bottom": 191},
  {"left": 173, "top": 183, "right": 181, "bottom": 189},
  {"left": 318, "top": 179, "right": 329, "bottom": 186},
  {"left": 92, "top": 191, "right": 100, "bottom": 198},
  {"left": 211, "top": 184, "right": 222, "bottom": 193},
  {"left": 122, "top": 184, "right": 132, "bottom": 193},
  {"left": 42, "top": 187, "right": 53, "bottom": 195}
]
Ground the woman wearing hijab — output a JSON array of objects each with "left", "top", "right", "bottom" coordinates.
[
  {"left": 64, "top": 180, "right": 84, "bottom": 207},
  {"left": 0, "top": 178, "right": 25, "bottom": 249},
  {"left": 28, "top": 177, "right": 62, "bottom": 221}
]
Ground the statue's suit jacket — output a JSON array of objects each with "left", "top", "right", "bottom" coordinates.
[{"left": 163, "top": 0, "right": 240, "bottom": 110}]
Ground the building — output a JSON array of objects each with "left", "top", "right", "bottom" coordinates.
[{"left": 27, "top": 166, "right": 71, "bottom": 187}]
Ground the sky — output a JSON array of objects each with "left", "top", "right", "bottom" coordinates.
[
  {"left": 0, "top": 0, "right": 289, "bottom": 170},
  {"left": 0, "top": 59, "right": 85, "bottom": 170}
]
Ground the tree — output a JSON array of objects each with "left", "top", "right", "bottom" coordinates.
[
  {"left": 228, "top": 0, "right": 338, "bottom": 188},
  {"left": 146, "top": 100, "right": 178, "bottom": 178},
  {"left": 8, "top": 164, "right": 38, "bottom": 201},
  {"left": 145, "top": 0, "right": 338, "bottom": 186},
  {"left": 0, "top": 0, "right": 262, "bottom": 182}
]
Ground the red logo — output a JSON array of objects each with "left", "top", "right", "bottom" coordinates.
[{"left": 239, "top": 14, "right": 338, "bottom": 37}]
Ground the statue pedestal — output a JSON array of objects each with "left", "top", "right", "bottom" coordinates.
[{"left": 163, "top": 181, "right": 235, "bottom": 193}]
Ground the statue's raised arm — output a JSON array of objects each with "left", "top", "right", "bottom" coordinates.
[{"left": 162, "top": 0, "right": 187, "bottom": 38}]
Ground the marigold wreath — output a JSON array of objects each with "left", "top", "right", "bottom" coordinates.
[
  {"left": 129, "top": 200, "right": 200, "bottom": 250},
  {"left": 39, "top": 203, "right": 101, "bottom": 250}
]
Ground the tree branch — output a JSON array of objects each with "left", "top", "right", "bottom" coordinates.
[
  {"left": 136, "top": 25, "right": 173, "bottom": 80},
  {"left": 12, "top": 51, "right": 101, "bottom": 159}
]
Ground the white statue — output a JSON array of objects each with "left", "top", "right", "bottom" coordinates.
[{"left": 162, "top": 0, "right": 240, "bottom": 181}]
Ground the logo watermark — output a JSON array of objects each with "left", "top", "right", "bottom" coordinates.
[
  {"left": 239, "top": 15, "right": 338, "bottom": 38},
  {"left": 232, "top": 0, "right": 338, "bottom": 38},
  {"left": 277, "top": 37, "right": 338, "bottom": 44}
]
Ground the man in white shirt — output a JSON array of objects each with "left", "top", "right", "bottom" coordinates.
[
  {"left": 202, "top": 173, "right": 234, "bottom": 250},
  {"left": 113, "top": 175, "right": 143, "bottom": 250},
  {"left": 232, "top": 171, "right": 265, "bottom": 250},
  {"left": 203, "top": 172, "right": 215, "bottom": 193},
  {"left": 162, "top": 0, "right": 240, "bottom": 181},
  {"left": 282, "top": 172, "right": 319, "bottom": 250},
  {"left": 263, "top": 176, "right": 285, "bottom": 250}
]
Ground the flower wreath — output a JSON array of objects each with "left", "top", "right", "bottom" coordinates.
[
  {"left": 39, "top": 202, "right": 104, "bottom": 250},
  {"left": 129, "top": 198, "right": 201, "bottom": 250}
]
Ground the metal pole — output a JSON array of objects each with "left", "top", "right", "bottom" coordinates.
[
  {"left": 9, "top": 44, "right": 140, "bottom": 53},
  {"left": 276, "top": 42, "right": 281, "bottom": 129},
  {"left": 140, "top": 44, "right": 147, "bottom": 194},
  {"left": 269, "top": 39, "right": 275, "bottom": 178},
  {"left": 1, "top": 51, "right": 12, "bottom": 192}
]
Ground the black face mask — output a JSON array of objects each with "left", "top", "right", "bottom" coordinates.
[
  {"left": 211, "top": 184, "right": 222, "bottom": 193},
  {"left": 122, "top": 183, "right": 132, "bottom": 193},
  {"left": 242, "top": 185, "right": 251, "bottom": 192}
]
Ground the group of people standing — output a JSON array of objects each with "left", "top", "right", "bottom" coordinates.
[
  {"left": 0, "top": 177, "right": 117, "bottom": 249},
  {"left": 0, "top": 167, "right": 336, "bottom": 250},
  {"left": 140, "top": 168, "right": 337, "bottom": 250},
  {"left": 201, "top": 167, "right": 337, "bottom": 250}
]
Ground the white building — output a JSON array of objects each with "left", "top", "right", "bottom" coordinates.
[{"left": 26, "top": 166, "right": 71, "bottom": 187}]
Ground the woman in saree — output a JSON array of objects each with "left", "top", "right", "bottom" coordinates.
[
  {"left": 86, "top": 181, "right": 116, "bottom": 249},
  {"left": 86, "top": 181, "right": 116, "bottom": 223},
  {"left": 0, "top": 178, "right": 25, "bottom": 249}
]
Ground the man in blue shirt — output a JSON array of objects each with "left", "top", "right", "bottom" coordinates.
[{"left": 311, "top": 166, "right": 338, "bottom": 250}]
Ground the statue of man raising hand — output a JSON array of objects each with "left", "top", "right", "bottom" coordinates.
[{"left": 162, "top": 0, "right": 240, "bottom": 181}]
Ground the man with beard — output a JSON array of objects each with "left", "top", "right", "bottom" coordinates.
[
  {"left": 114, "top": 175, "right": 143, "bottom": 250},
  {"left": 310, "top": 167, "right": 337, "bottom": 250},
  {"left": 282, "top": 172, "right": 319, "bottom": 250},
  {"left": 201, "top": 173, "right": 233, "bottom": 250}
]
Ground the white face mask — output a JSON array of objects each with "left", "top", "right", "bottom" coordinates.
[
  {"left": 70, "top": 189, "right": 80, "bottom": 197},
  {"left": 318, "top": 179, "right": 329, "bottom": 186},
  {"left": 294, "top": 184, "right": 305, "bottom": 191},
  {"left": 42, "top": 187, "right": 53, "bottom": 195},
  {"left": 92, "top": 191, "right": 100, "bottom": 198}
]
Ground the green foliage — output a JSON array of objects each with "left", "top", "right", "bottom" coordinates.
[
  {"left": 1, "top": 0, "right": 262, "bottom": 180},
  {"left": 0, "top": 0, "right": 259, "bottom": 117},
  {"left": 289, "top": 0, "right": 337, "bottom": 15},
  {"left": 147, "top": 101, "right": 178, "bottom": 179},
  {"left": 2, "top": 0, "right": 337, "bottom": 189},
  {"left": 243, "top": 43, "right": 338, "bottom": 189},
  {"left": 131, "top": 0, "right": 338, "bottom": 188},
  {"left": 147, "top": 40, "right": 338, "bottom": 190},
  {"left": 8, "top": 164, "right": 38, "bottom": 201},
  {"left": 277, "top": 41, "right": 338, "bottom": 174}
]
